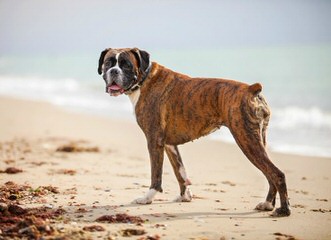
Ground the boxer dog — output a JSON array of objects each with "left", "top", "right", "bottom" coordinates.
[{"left": 98, "top": 47, "right": 291, "bottom": 217}]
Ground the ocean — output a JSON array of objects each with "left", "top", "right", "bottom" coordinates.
[{"left": 1, "top": 44, "right": 330, "bottom": 157}]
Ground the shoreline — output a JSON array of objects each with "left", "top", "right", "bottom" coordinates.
[
  {"left": 1, "top": 92, "right": 330, "bottom": 159},
  {"left": 0, "top": 96, "right": 330, "bottom": 239}
]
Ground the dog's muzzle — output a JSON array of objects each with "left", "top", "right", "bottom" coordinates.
[
  {"left": 104, "top": 67, "right": 126, "bottom": 96},
  {"left": 106, "top": 82, "right": 125, "bottom": 95}
]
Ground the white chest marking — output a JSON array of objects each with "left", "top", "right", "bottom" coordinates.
[{"left": 128, "top": 89, "right": 141, "bottom": 112}]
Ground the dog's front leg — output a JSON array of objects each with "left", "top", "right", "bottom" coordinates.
[
  {"left": 165, "top": 145, "right": 192, "bottom": 202},
  {"left": 132, "top": 139, "right": 164, "bottom": 204}
]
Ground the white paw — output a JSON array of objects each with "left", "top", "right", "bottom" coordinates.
[
  {"left": 255, "top": 201, "right": 274, "bottom": 211},
  {"left": 174, "top": 188, "right": 193, "bottom": 202},
  {"left": 132, "top": 197, "right": 153, "bottom": 204},
  {"left": 132, "top": 189, "right": 157, "bottom": 205}
]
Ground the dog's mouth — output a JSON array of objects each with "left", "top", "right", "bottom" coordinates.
[{"left": 107, "top": 83, "right": 125, "bottom": 96}]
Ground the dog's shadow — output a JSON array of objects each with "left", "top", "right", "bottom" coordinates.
[
  {"left": 63, "top": 201, "right": 271, "bottom": 225},
  {"left": 124, "top": 202, "right": 270, "bottom": 220}
]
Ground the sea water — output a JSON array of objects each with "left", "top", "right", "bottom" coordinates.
[{"left": 0, "top": 44, "right": 330, "bottom": 157}]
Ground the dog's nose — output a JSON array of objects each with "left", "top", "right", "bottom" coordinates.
[{"left": 110, "top": 68, "right": 120, "bottom": 75}]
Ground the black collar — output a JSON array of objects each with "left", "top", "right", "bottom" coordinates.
[{"left": 125, "top": 63, "right": 152, "bottom": 94}]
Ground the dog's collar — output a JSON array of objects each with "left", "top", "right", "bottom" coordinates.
[{"left": 125, "top": 63, "right": 152, "bottom": 94}]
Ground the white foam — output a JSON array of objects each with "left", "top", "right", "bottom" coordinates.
[
  {"left": 272, "top": 106, "right": 331, "bottom": 130},
  {"left": 208, "top": 107, "right": 331, "bottom": 158},
  {"left": 0, "top": 76, "right": 79, "bottom": 99},
  {"left": 0, "top": 75, "right": 133, "bottom": 119},
  {"left": 270, "top": 143, "right": 331, "bottom": 158}
]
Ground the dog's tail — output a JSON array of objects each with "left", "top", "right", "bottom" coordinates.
[
  {"left": 248, "top": 83, "right": 262, "bottom": 95},
  {"left": 245, "top": 82, "right": 270, "bottom": 146}
]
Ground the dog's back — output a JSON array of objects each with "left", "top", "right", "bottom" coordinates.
[{"left": 137, "top": 63, "right": 268, "bottom": 145}]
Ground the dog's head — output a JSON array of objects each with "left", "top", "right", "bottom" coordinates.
[{"left": 98, "top": 48, "right": 150, "bottom": 96}]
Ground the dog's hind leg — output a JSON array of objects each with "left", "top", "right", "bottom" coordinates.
[
  {"left": 254, "top": 114, "right": 278, "bottom": 211},
  {"left": 228, "top": 96, "right": 290, "bottom": 217},
  {"left": 229, "top": 121, "right": 290, "bottom": 216},
  {"left": 165, "top": 145, "right": 192, "bottom": 202}
]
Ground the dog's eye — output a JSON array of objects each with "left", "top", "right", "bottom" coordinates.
[
  {"left": 105, "top": 57, "right": 116, "bottom": 67},
  {"left": 120, "top": 60, "right": 131, "bottom": 69}
]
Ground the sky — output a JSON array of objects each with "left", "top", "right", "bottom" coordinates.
[{"left": 0, "top": 0, "right": 331, "bottom": 56}]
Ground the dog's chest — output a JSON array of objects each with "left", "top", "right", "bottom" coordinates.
[{"left": 128, "top": 89, "right": 141, "bottom": 113}]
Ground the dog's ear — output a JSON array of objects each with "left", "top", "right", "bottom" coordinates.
[
  {"left": 249, "top": 83, "right": 262, "bottom": 95},
  {"left": 131, "top": 48, "right": 150, "bottom": 72},
  {"left": 98, "top": 48, "right": 110, "bottom": 75}
]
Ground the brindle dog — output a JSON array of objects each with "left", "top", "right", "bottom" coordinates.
[{"left": 98, "top": 47, "right": 291, "bottom": 217}]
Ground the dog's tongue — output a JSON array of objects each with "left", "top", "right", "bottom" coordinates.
[
  {"left": 108, "top": 84, "right": 124, "bottom": 94},
  {"left": 109, "top": 85, "right": 121, "bottom": 90}
]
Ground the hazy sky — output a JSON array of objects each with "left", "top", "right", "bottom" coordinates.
[{"left": 0, "top": 0, "right": 330, "bottom": 55}]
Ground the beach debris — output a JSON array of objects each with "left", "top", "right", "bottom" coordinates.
[
  {"left": 205, "top": 183, "right": 217, "bottom": 186},
  {"left": 0, "top": 205, "right": 66, "bottom": 239},
  {"left": 273, "top": 232, "right": 298, "bottom": 240},
  {"left": 203, "top": 188, "right": 226, "bottom": 193},
  {"left": 96, "top": 213, "right": 145, "bottom": 224},
  {"left": 0, "top": 181, "right": 59, "bottom": 204},
  {"left": 82, "top": 225, "right": 105, "bottom": 232},
  {"left": 163, "top": 213, "right": 176, "bottom": 218},
  {"left": 56, "top": 169, "right": 77, "bottom": 175},
  {"left": 221, "top": 180, "right": 236, "bottom": 186},
  {"left": 42, "top": 185, "right": 60, "bottom": 194},
  {"left": 192, "top": 194, "right": 207, "bottom": 199},
  {"left": 138, "top": 234, "right": 161, "bottom": 240},
  {"left": 0, "top": 167, "right": 23, "bottom": 174},
  {"left": 216, "top": 208, "right": 229, "bottom": 211},
  {"left": 292, "top": 204, "right": 305, "bottom": 209},
  {"left": 310, "top": 208, "right": 331, "bottom": 213},
  {"left": 29, "top": 161, "right": 47, "bottom": 166},
  {"left": 8, "top": 204, "right": 27, "bottom": 215},
  {"left": 0, "top": 202, "right": 8, "bottom": 212},
  {"left": 56, "top": 142, "right": 99, "bottom": 153},
  {"left": 148, "top": 212, "right": 176, "bottom": 219},
  {"left": 63, "top": 187, "right": 78, "bottom": 195},
  {"left": 150, "top": 213, "right": 162, "bottom": 218},
  {"left": 75, "top": 207, "right": 89, "bottom": 213},
  {"left": 294, "top": 190, "right": 309, "bottom": 195},
  {"left": 315, "top": 198, "right": 328, "bottom": 202},
  {"left": 0, "top": 181, "right": 87, "bottom": 239},
  {"left": 154, "top": 223, "right": 167, "bottom": 229},
  {"left": 119, "top": 228, "right": 146, "bottom": 237}
]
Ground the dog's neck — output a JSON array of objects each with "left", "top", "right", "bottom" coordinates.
[
  {"left": 125, "top": 62, "right": 152, "bottom": 95},
  {"left": 128, "top": 88, "right": 141, "bottom": 110}
]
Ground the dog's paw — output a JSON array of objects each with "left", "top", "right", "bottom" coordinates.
[
  {"left": 255, "top": 201, "right": 274, "bottom": 211},
  {"left": 132, "top": 197, "right": 153, "bottom": 205},
  {"left": 174, "top": 188, "right": 193, "bottom": 202},
  {"left": 270, "top": 207, "right": 291, "bottom": 217},
  {"left": 132, "top": 189, "right": 157, "bottom": 205}
]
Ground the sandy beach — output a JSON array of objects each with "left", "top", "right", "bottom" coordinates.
[{"left": 0, "top": 96, "right": 330, "bottom": 240}]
